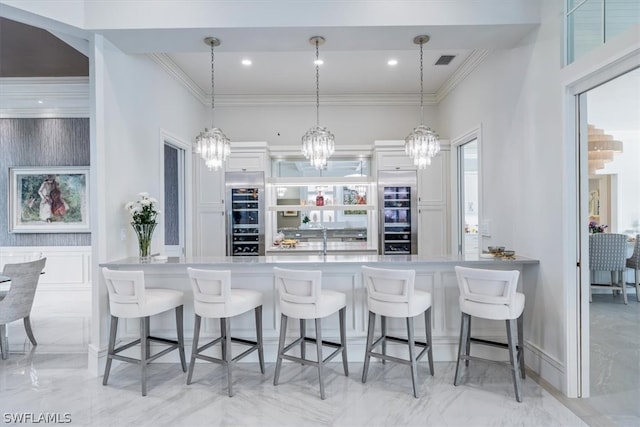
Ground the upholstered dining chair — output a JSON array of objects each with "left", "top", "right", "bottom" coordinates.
[
  {"left": 626, "top": 235, "right": 640, "bottom": 302},
  {"left": 589, "top": 233, "right": 628, "bottom": 304},
  {"left": 0, "top": 258, "right": 47, "bottom": 359}
]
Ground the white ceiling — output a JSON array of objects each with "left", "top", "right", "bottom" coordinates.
[
  {"left": 1, "top": 1, "right": 539, "bottom": 98},
  {"left": 101, "top": 25, "right": 536, "bottom": 97}
]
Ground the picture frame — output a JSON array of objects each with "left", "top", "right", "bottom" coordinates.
[
  {"left": 282, "top": 210, "right": 299, "bottom": 217},
  {"left": 9, "top": 166, "right": 90, "bottom": 233}
]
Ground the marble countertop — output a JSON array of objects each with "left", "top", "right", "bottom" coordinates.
[{"left": 101, "top": 253, "right": 539, "bottom": 267}]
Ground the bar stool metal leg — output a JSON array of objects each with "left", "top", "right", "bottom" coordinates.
[
  {"left": 424, "top": 307, "right": 434, "bottom": 376},
  {"left": 0, "top": 324, "right": 7, "bottom": 360},
  {"left": 255, "top": 306, "right": 265, "bottom": 374},
  {"left": 362, "top": 311, "right": 375, "bottom": 383},
  {"left": 186, "top": 315, "right": 202, "bottom": 385},
  {"left": 300, "top": 319, "right": 306, "bottom": 360},
  {"left": 315, "top": 317, "right": 325, "bottom": 400},
  {"left": 103, "top": 315, "right": 118, "bottom": 385},
  {"left": 220, "top": 318, "right": 226, "bottom": 367},
  {"left": 407, "top": 317, "right": 419, "bottom": 398},
  {"left": 517, "top": 313, "right": 525, "bottom": 379},
  {"left": 176, "top": 305, "right": 187, "bottom": 372},
  {"left": 274, "top": 313, "right": 287, "bottom": 386},
  {"left": 380, "top": 315, "right": 387, "bottom": 364},
  {"left": 140, "top": 316, "right": 149, "bottom": 397},
  {"left": 144, "top": 316, "right": 151, "bottom": 362},
  {"left": 224, "top": 317, "right": 233, "bottom": 397},
  {"left": 339, "top": 307, "right": 349, "bottom": 376},
  {"left": 465, "top": 316, "right": 471, "bottom": 367},
  {"left": 454, "top": 313, "right": 470, "bottom": 386},
  {"left": 506, "top": 318, "right": 522, "bottom": 402}
]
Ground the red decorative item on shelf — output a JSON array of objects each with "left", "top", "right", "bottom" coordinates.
[{"left": 316, "top": 191, "right": 324, "bottom": 206}]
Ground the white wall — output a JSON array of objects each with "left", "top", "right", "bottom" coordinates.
[
  {"left": 215, "top": 104, "right": 437, "bottom": 150},
  {"left": 89, "top": 35, "right": 205, "bottom": 372},
  {"left": 438, "top": 1, "right": 568, "bottom": 391}
]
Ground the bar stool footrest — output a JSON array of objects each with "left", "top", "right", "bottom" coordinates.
[
  {"left": 193, "top": 336, "right": 259, "bottom": 365},
  {"left": 110, "top": 337, "right": 180, "bottom": 365}
]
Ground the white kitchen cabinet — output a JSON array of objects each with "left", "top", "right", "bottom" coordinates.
[
  {"left": 226, "top": 152, "right": 269, "bottom": 173},
  {"left": 417, "top": 150, "right": 448, "bottom": 205},
  {"left": 418, "top": 206, "right": 450, "bottom": 256},
  {"left": 194, "top": 154, "right": 225, "bottom": 209},
  {"left": 417, "top": 148, "right": 450, "bottom": 256},
  {"left": 376, "top": 152, "right": 416, "bottom": 171},
  {"left": 195, "top": 208, "right": 226, "bottom": 256},
  {"left": 193, "top": 154, "right": 225, "bottom": 256},
  {"left": 225, "top": 142, "right": 270, "bottom": 174}
]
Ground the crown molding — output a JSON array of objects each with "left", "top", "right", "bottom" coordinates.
[
  {"left": 148, "top": 53, "right": 207, "bottom": 104},
  {"left": 436, "top": 49, "right": 490, "bottom": 103},
  {"left": 215, "top": 92, "right": 436, "bottom": 107},
  {"left": 0, "top": 77, "right": 90, "bottom": 118}
]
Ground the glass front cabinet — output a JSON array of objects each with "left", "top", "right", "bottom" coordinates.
[{"left": 265, "top": 177, "right": 377, "bottom": 254}]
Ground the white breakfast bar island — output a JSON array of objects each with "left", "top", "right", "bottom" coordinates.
[{"left": 100, "top": 254, "right": 539, "bottom": 363}]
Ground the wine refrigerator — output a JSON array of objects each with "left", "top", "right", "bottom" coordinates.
[
  {"left": 378, "top": 170, "right": 418, "bottom": 255},
  {"left": 225, "top": 171, "right": 265, "bottom": 256}
]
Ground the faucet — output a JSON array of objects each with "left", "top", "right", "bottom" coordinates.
[{"left": 322, "top": 227, "right": 328, "bottom": 256}]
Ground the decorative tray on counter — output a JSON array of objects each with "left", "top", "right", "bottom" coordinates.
[{"left": 275, "top": 239, "right": 298, "bottom": 248}]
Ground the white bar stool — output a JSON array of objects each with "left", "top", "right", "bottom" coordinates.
[
  {"left": 101, "top": 268, "right": 187, "bottom": 396},
  {"left": 186, "top": 268, "right": 264, "bottom": 397},
  {"left": 273, "top": 267, "right": 348, "bottom": 400},
  {"left": 361, "top": 266, "right": 434, "bottom": 398},
  {"left": 453, "top": 266, "right": 525, "bottom": 402}
]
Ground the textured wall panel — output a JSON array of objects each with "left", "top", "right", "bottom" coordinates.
[
  {"left": 164, "top": 144, "right": 179, "bottom": 245},
  {"left": 0, "top": 118, "right": 90, "bottom": 246}
]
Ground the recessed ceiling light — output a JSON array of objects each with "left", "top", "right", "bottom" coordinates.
[
  {"left": 241, "top": 59, "right": 252, "bottom": 66},
  {"left": 387, "top": 59, "right": 398, "bottom": 66},
  {"left": 37, "top": 100, "right": 43, "bottom": 104},
  {"left": 314, "top": 59, "right": 324, "bottom": 65}
]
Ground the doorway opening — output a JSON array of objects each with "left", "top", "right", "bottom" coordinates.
[{"left": 577, "top": 67, "right": 639, "bottom": 419}]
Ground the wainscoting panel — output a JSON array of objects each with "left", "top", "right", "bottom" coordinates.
[{"left": 0, "top": 246, "right": 91, "bottom": 353}]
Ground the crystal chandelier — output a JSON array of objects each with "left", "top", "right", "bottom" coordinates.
[
  {"left": 195, "top": 37, "right": 230, "bottom": 171},
  {"left": 302, "top": 36, "right": 335, "bottom": 170},
  {"left": 405, "top": 35, "right": 440, "bottom": 169}
]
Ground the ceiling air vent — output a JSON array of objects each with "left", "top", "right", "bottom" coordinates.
[{"left": 435, "top": 55, "right": 455, "bottom": 66}]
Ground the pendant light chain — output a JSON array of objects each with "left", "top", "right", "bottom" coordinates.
[
  {"left": 419, "top": 40, "right": 424, "bottom": 125},
  {"left": 210, "top": 41, "right": 215, "bottom": 127},
  {"left": 315, "top": 39, "right": 320, "bottom": 126}
]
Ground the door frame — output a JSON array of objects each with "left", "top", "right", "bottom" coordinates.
[
  {"left": 563, "top": 48, "right": 639, "bottom": 398},
  {"left": 159, "top": 129, "right": 193, "bottom": 257},
  {"left": 450, "top": 124, "right": 483, "bottom": 256}
]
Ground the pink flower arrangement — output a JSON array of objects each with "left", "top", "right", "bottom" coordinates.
[{"left": 589, "top": 220, "right": 608, "bottom": 233}]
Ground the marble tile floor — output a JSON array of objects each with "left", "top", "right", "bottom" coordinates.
[
  {"left": 583, "top": 294, "right": 640, "bottom": 427},
  {"left": 1, "top": 351, "right": 587, "bottom": 427}
]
